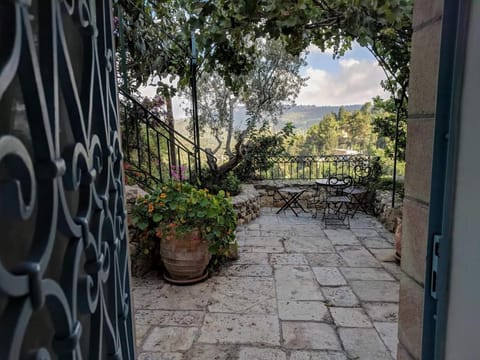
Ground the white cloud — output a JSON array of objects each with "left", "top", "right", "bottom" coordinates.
[
  {"left": 338, "top": 58, "right": 360, "bottom": 68},
  {"left": 297, "top": 59, "right": 388, "bottom": 106},
  {"left": 306, "top": 44, "right": 334, "bottom": 56}
]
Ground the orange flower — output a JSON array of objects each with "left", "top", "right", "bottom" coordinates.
[
  {"left": 160, "top": 193, "right": 167, "bottom": 199},
  {"left": 168, "top": 222, "right": 176, "bottom": 229},
  {"left": 147, "top": 203, "right": 154, "bottom": 213}
]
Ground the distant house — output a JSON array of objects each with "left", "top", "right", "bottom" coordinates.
[{"left": 332, "top": 148, "right": 359, "bottom": 155}]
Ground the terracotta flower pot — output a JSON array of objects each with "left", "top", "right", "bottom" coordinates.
[{"left": 160, "top": 228, "right": 211, "bottom": 282}]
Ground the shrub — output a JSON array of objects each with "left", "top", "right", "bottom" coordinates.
[{"left": 131, "top": 181, "right": 238, "bottom": 259}]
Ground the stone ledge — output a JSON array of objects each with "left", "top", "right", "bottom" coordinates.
[
  {"left": 251, "top": 180, "right": 318, "bottom": 209},
  {"left": 231, "top": 184, "right": 261, "bottom": 225},
  {"left": 374, "top": 190, "right": 403, "bottom": 233}
]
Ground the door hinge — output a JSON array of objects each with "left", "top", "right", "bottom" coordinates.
[{"left": 430, "top": 234, "right": 442, "bottom": 300}]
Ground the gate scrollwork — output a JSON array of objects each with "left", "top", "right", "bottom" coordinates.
[{"left": 0, "top": 1, "right": 135, "bottom": 358}]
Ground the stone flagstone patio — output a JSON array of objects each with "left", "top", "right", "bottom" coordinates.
[{"left": 132, "top": 208, "right": 402, "bottom": 360}]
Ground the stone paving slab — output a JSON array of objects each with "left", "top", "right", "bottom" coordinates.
[
  {"left": 324, "top": 229, "right": 360, "bottom": 245},
  {"left": 381, "top": 262, "right": 403, "bottom": 281},
  {"left": 338, "top": 327, "right": 392, "bottom": 359},
  {"left": 208, "top": 276, "right": 277, "bottom": 314},
  {"left": 233, "top": 252, "right": 270, "bottom": 264},
  {"left": 350, "top": 228, "right": 382, "bottom": 238},
  {"left": 363, "top": 303, "right": 399, "bottom": 322},
  {"left": 143, "top": 327, "right": 197, "bottom": 352},
  {"left": 270, "top": 253, "right": 309, "bottom": 265},
  {"left": 136, "top": 310, "right": 204, "bottom": 327},
  {"left": 282, "top": 322, "right": 342, "bottom": 350},
  {"left": 198, "top": 313, "right": 280, "bottom": 345},
  {"left": 330, "top": 307, "right": 372, "bottom": 328},
  {"left": 137, "top": 352, "right": 183, "bottom": 360},
  {"left": 370, "top": 248, "right": 397, "bottom": 262},
  {"left": 184, "top": 344, "right": 235, "bottom": 360},
  {"left": 322, "top": 286, "right": 360, "bottom": 307},
  {"left": 312, "top": 267, "right": 347, "bottom": 286},
  {"left": 360, "top": 237, "right": 395, "bottom": 249},
  {"left": 238, "top": 347, "right": 287, "bottom": 360},
  {"left": 305, "top": 253, "right": 348, "bottom": 267},
  {"left": 289, "top": 351, "right": 348, "bottom": 360},
  {"left": 240, "top": 245, "right": 285, "bottom": 253},
  {"left": 132, "top": 208, "right": 401, "bottom": 359},
  {"left": 335, "top": 246, "right": 382, "bottom": 267},
  {"left": 136, "top": 324, "right": 150, "bottom": 347},
  {"left": 284, "top": 237, "right": 335, "bottom": 253},
  {"left": 339, "top": 267, "right": 395, "bottom": 281},
  {"left": 133, "top": 281, "right": 214, "bottom": 310},
  {"left": 218, "top": 264, "right": 273, "bottom": 277},
  {"left": 350, "top": 280, "right": 400, "bottom": 302},
  {"left": 374, "top": 321, "right": 399, "bottom": 358},
  {"left": 278, "top": 300, "right": 330, "bottom": 321},
  {"left": 242, "top": 235, "right": 286, "bottom": 247},
  {"left": 275, "top": 265, "right": 324, "bottom": 301}
]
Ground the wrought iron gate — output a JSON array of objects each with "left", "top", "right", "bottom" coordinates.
[{"left": 0, "top": 1, "right": 135, "bottom": 358}]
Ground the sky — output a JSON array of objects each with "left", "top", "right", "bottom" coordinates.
[
  {"left": 297, "top": 43, "right": 388, "bottom": 106},
  {"left": 140, "top": 42, "right": 388, "bottom": 118}
]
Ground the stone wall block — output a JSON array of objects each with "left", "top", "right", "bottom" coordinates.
[
  {"left": 408, "top": 20, "right": 443, "bottom": 115},
  {"left": 404, "top": 119, "right": 435, "bottom": 203},
  {"left": 401, "top": 198, "right": 428, "bottom": 285},
  {"left": 413, "top": 0, "right": 444, "bottom": 28},
  {"left": 398, "top": 275, "right": 424, "bottom": 359}
]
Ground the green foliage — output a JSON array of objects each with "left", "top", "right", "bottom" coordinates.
[
  {"left": 190, "top": 39, "right": 306, "bottom": 163},
  {"left": 377, "top": 176, "right": 405, "bottom": 198},
  {"left": 117, "top": 0, "right": 412, "bottom": 106},
  {"left": 290, "top": 100, "right": 405, "bottom": 179},
  {"left": 300, "top": 113, "right": 339, "bottom": 154},
  {"left": 296, "top": 104, "right": 375, "bottom": 155},
  {"left": 372, "top": 96, "right": 407, "bottom": 161},
  {"left": 235, "top": 123, "right": 295, "bottom": 180},
  {"left": 201, "top": 171, "right": 242, "bottom": 196},
  {"left": 131, "top": 181, "right": 237, "bottom": 258},
  {"left": 370, "top": 147, "right": 405, "bottom": 177}
]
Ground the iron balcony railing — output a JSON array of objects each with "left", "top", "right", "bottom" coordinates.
[
  {"left": 252, "top": 155, "right": 380, "bottom": 181},
  {"left": 119, "top": 89, "right": 213, "bottom": 188}
]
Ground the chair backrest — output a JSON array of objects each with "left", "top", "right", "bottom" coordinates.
[
  {"left": 327, "top": 175, "right": 353, "bottom": 185},
  {"left": 354, "top": 164, "right": 372, "bottom": 186},
  {"left": 326, "top": 175, "right": 353, "bottom": 196}
]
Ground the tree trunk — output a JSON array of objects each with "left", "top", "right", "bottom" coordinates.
[
  {"left": 225, "top": 98, "right": 235, "bottom": 158},
  {"left": 166, "top": 96, "right": 177, "bottom": 166},
  {"left": 214, "top": 130, "right": 247, "bottom": 177}
]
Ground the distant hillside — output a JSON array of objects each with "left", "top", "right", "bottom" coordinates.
[{"left": 233, "top": 104, "right": 363, "bottom": 132}]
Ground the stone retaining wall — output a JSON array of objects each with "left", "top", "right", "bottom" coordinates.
[
  {"left": 252, "top": 180, "right": 319, "bottom": 209},
  {"left": 125, "top": 185, "right": 154, "bottom": 277},
  {"left": 231, "top": 184, "right": 261, "bottom": 225},
  {"left": 251, "top": 180, "right": 403, "bottom": 233},
  {"left": 374, "top": 190, "right": 403, "bottom": 232}
]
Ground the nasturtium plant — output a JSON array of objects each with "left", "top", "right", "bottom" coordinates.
[{"left": 131, "top": 181, "right": 237, "bottom": 257}]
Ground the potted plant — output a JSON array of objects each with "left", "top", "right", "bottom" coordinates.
[{"left": 131, "top": 181, "right": 237, "bottom": 283}]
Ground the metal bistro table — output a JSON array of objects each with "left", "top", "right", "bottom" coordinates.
[
  {"left": 276, "top": 187, "right": 307, "bottom": 216},
  {"left": 313, "top": 177, "right": 352, "bottom": 227},
  {"left": 312, "top": 178, "right": 350, "bottom": 210}
]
